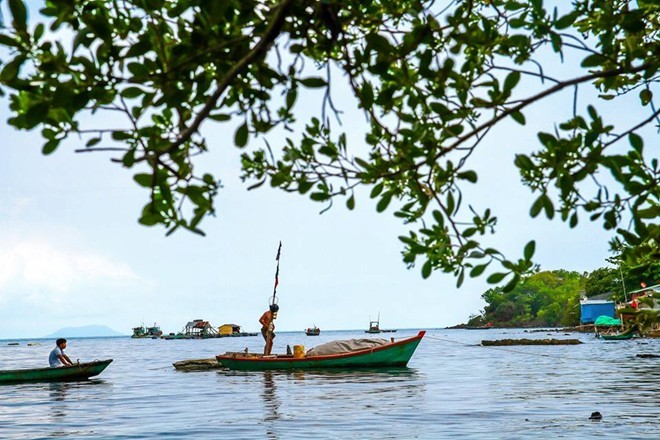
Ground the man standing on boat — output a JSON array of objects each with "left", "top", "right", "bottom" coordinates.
[
  {"left": 49, "top": 338, "right": 74, "bottom": 367},
  {"left": 259, "top": 304, "right": 279, "bottom": 355}
]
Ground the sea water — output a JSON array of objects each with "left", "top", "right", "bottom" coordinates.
[{"left": 0, "top": 329, "right": 658, "bottom": 439}]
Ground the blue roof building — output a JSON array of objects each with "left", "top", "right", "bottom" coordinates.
[{"left": 580, "top": 299, "right": 616, "bottom": 324}]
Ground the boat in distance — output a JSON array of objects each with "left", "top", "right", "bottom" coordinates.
[
  {"left": 216, "top": 331, "right": 425, "bottom": 371},
  {"left": 0, "top": 359, "right": 113, "bottom": 384}
]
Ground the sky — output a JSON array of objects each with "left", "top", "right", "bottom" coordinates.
[{"left": 0, "top": 3, "right": 650, "bottom": 339}]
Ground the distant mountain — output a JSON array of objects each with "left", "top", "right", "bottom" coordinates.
[{"left": 43, "top": 325, "right": 125, "bottom": 338}]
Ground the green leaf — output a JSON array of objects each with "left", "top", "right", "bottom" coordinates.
[
  {"left": 134, "top": 173, "right": 152, "bottom": 187},
  {"left": 502, "top": 274, "right": 520, "bottom": 292},
  {"left": 542, "top": 194, "right": 554, "bottom": 219},
  {"left": 121, "top": 87, "right": 145, "bottom": 98},
  {"left": 421, "top": 259, "right": 432, "bottom": 279},
  {"left": 286, "top": 88, "right": 297, "bottom": 109},
  {"left": 554, "top": 12, "right": 578, "bottom": 29},
  {"left": 530, "top": 194, "right": 544, "bottom": 218},
  {"left": 235, "top": 122, "right": 248, "bottom": 147},
  {"left": 470, "top": 264, "right": 488, "bottom": 278},
  {"left": 457, "top": 170, "right": 478, "bottom": 183},
  {"left": 298, "top": 180, "right": 313, "bottom": 194},
  {"left": 510, "top": 111, "right": 526, "bottom": 125},
  {"left": 366, "top": 33, "right": 393, "bottom": 53},
  {"left": 503, "top": 71, "right": 521, "bottom": 92},
  {"left": 456, "top": 269, "right": 465, "bottom": 287},
  {"left": 487, "top": 272, "right": 507, "bottom": 284},
  {"left": 361, "top": 81, "right": 374, "bottom": 108},
  {"left": 310, "top": 192, "right": 329, "bottom": 201},
  {"left": 126, "top": 40, "right": 152, "bottom": 58},
  {"left": 523, "top": 240, "right": 535, "bottom": 260},
  {"left": 370, "top": 182, "right": 384, "bottom": 198},
  {"left": 0, "top": 55, "right": 25, "bottom": 82},
  {"left": 346, "top": 195, "right": 355, "bottom": 210},
  {"left": 42, "top": 139, "right": 60, "bottom": 155},
  {"left": 376, "top": 192, "right": 393, "bottom": 213},
  {"left": 112, "top": 131, "right": 131, "bottom": 141},
  {"left": 639, "top": 89, "right": 652, "bottom": 106},
  {"left": 514, "top": 154, "right": 534, "bottom": 170},
  {"left": 628, "top": 133, "right": 643, "bottom": 152},
  {"left": 300, "top": 77, "right": 326, "bottom": 88},
  {"left": 127, "top": 62, "right": 149, "bottom": 77},
  {"left": 537, "top": 132, "right": 555, "bottom": 146},
  {"left": 0, "top": 34, "right": 21, "bottom": 48},
  {"left": 581, "top": 54, "right": 605, "bottom": 68},
  {"left": 8, "top": 0, "right": 28, "bottom": 32},
  {"left": 209, "top": 113, "right": 231, "bottom": 122},
  {"left": 86, "top": 137, "right": 102, "bottom": 147}
]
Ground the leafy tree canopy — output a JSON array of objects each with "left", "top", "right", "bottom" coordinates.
[
  {"left": 0, "top": 0, "right": 658, "bottom": 288},
  {"left": 478, "top": 269, "right": 583, "bottom": 327},
  {"left": 584, "top": 259, "right": 660, "bottom": 301}
]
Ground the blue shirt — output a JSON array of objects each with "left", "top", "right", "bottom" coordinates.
[{"left": 49, "top": 346, "right": 64, "bottom": 367}]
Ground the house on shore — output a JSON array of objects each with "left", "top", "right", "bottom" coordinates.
[
  {"left": 580, "top": 292, "right": 616, "bottom": 324},
  {"left": 184, "top": 319, "right": 218, "bottom": 338}
]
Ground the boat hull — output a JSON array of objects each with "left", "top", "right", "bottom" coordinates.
[
  {"left": 600, "top": 333, "right": 634, "bottom": 340},
  {"left": 0, "top": 360, "right": 113, "bottom": 384},
  {"left": 216, "top": 331, "right": 425, "bottom": 371}
]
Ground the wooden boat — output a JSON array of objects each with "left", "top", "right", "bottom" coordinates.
[
  {"left": 305, "top": 326, "right": 320, "bottom": 336},
  {"left": 216, "top": 331, "right": 425, "bottom": 371},
  {"left": 599, "top": 332, "right": 635, "bottom": 340},
  {"left": 364, "top": 314, "right": 397, "bottom": 334},
  {"left": 0, "top": 359, "right": 113, "bottom": 384},
  {"left": 132, "top": 324, "right": 163, "bottom": 338}
]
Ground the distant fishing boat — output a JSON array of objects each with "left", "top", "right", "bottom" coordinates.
[
  {"left": 305, "top": 326, "right": 320, "bottom": 336},
  {"left": 132, "top": 323, "right": 163, "bottom": 339},
  {"left": 0, "top": 360, "right": 113, "bottom": 384},
  {"left": 216, "top": 331, "right": 425, "bottom": 371},
  {"left": 365, "top": 314, "right": 397, "bottom": 334}
]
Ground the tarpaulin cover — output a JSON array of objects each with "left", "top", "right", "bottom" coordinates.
[
  {"left": 306, "top": 338, "right": 389, "bottom": 356},
  {"left": 594, "top": 316, "right": 621, "bottom": 326}
]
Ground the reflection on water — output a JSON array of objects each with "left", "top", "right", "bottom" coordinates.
[
  {"left": 262, "top": 371, "right": 280, "bottom": 439},
  {"left": 49, "top": 382, "right": 70, "bottom": 419},
  {"left": 262, "top": 371, "right": 280, "bottom": 422}
]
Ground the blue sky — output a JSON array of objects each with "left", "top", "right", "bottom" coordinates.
[{"left": 0, "top": 2, "right": 644, "bottom": 339}]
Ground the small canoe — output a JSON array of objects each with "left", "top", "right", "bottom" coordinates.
[
  {"left": 600, "top": 332, "right": 635, "bottom": 340},
  {"left": 216, "top": 331, "right": 425, "bottom": 371},
  {"left": 0, "top": 360, "right": 113, "bottom": 384}
]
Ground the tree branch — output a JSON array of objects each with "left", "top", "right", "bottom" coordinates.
[{"left": 165, "top": 0, "right": 294, "bottom": 154}]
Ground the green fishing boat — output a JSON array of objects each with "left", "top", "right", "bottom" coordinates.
[
  {"left": 599, "top": 332, "right": 635, "bottom": 341},
  {"left": 0, "top": 359, "right": 113, "bottom": 384},
  {"left": 216, "top": 331, "right": 425, "bottom": 371}
]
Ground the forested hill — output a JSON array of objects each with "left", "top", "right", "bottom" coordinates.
[{"left": 466, "top": 263, "right": 659, "bottom": 328}]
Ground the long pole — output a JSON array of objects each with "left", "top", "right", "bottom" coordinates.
[
  {"left": 619, "top": 265, "right": 628, "bottom": 302},
  {"left": 272, "top": 241, "right": 282, "bottom": 304},
  {"left": 266, "top": 242, "right": 282, "bottom": 352}
]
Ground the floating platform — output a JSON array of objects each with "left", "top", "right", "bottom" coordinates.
[
  {"left": 481, "top": 338, "right": 582, "bottom": 346},
  {"left": 173, "top": 358, "right": 222, "bottom": 371}
]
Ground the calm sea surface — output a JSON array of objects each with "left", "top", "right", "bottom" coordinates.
[{"left": 0, "top": 329, "right": 658, "bottom": 439}]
